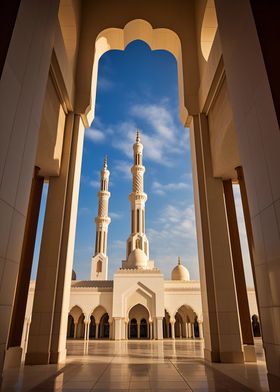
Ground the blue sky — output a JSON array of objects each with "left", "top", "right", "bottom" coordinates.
[{"left": 32, "top": 40, "right": 254, "bottom": 286}]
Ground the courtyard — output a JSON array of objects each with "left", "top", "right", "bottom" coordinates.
[{"left": 1, "top": 339, "right": 268, "bottom": 391}]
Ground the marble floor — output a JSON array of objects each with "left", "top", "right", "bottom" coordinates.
[{"left": 1, "top": 339, "right": 269, "bottom": 391}]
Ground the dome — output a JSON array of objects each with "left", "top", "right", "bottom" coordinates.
[
  {"left": 171, "top": 257, "right": 190, "bottom": 281},
  {"left": 127, "top": 249, "right": 148, "bottom": 269}
]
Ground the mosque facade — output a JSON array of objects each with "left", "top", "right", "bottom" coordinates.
[{"left": 23, "top": 131, "right": 258, "bottom": 347}]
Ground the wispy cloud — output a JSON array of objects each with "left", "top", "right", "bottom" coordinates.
[
  {"left": 152, "top": 181, "right": 190, "bottom": 195},
  {"left": 102, "top": 101, "right": 188, "bottom": 167},
  {"left": 113, "top": 159, "right": 132, "bottom": 180},
  {"left": 89, "top": 180, "right": 100, "bottom": 188},
  {"left": 85, "top": 128, "right": 105, "bottom": 143},
  {"left": 110, "top": 212, "right": 123, "bottom": 220},
  {"left": 98, "top": 76, "right": 114, "bottom": 92}
]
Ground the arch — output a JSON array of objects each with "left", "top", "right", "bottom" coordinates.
[
  {"left": 67, "top": 314, "right": 74, "bottom": 338},
  {"left": 91, "top": 305, "right": 109, "bottom": 324},
  {"left": 128, "top": 304, "right": 149, "bottom": 339},
  {"left": 99, "top": 313, "right": 110, "bottom": 338},
  {"left": 69, "top": 305, "right": 84, "bottom": 322},
  {"left": 89, "top": 315, "right": 96, "bottom": 339},
  {"left": 162, "top": 309, "right": 171, "bottom": 339},
  {"left": 200, "top": 0, "right": 218, "bottom": 61},
  {"left": 76, "top": 18, "right": 191, "bottom": 127},
  {"left": 174, "top": 304, "right": 197, "bottom": 323}
]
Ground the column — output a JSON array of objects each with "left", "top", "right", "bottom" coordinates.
[
  {"left": 185, "top": 323, "right": 189, "bottom": 338},
  {"left": 0, "top": 0, "right": 59, "bottom": 375},
  {"left": 170, "top": 320, "right": 175, "bottom": 340},
  {"left": 114, "top": 318, "right": 122, "bottom": 340},
  {"left": 109, "top": 320, "right": 113, "bottom": 340},
  {"left": 137, "top": 323, "right": 140, "bottom": 339},
  {"left": 84, "top": 322, "right": 88, "bottom": 341},
  {"left": 190, "top": 114, "right": 243, "bottom": 363},
  {"left": 5, "top": 168, "right": 44, "bottom": 368},
  {"left": 198, "top": 322, "right": 204, "bottom": 339},
  {"left": 188, "top": 323, "right": 192, "bottom": 339},
  {"left": 223, "top": 179, "right": 256, "bottom": 362},
  {"left": 179, "top": 323, "right": 182, "bottom": 339},
  {"left": 156, "top": 318, "right": 163, "bottom": 340},
  {"left": 74, "top": 323, "right": 78, "bottom": 339},
  {"left": 192, "top": 323, "right": 195, "bottom": 339},
  {"left": 95, "top": 323, "right": 99, "bottom": 339},
  {"left": 26, "top": 114, "right": 84, "bottom": 365},
  {"left": 149, "top": 322, "right": 153, "bottom": 340}
]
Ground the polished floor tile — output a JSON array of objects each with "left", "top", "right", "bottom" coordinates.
[{"left": 0, "top": 339, "right": 269, "bottom": 391}]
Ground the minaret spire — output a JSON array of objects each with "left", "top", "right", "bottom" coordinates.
[
  {"left": 122, "top": 128, "right": 151, "bottom": 268},
  {"left": 91, "top": 157, "right": 111, "bottom": 280}
]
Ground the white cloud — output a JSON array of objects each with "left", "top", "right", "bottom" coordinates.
[
  {"left": 98, "top": 76, "right": 114, "bottom": 91},
  {"left": 152, "top": 180, "right": 190, "bottom": 195},
  {"left": 89, "top": 180, "right": 100, "bottom": 188},
  {"left": 103, "top": 101, "right": 188, "bottom": 167},
  {"left": 85, "top": 128, "right": 105, "bottom": 143},
  {"left": 113, "top": 159, "right": 132, "bottom": 180},
  {"left": 110, "top": 212, "right": 123, "bottom": 220}
]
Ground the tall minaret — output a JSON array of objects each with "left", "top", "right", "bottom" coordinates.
[
  {"left": 91, "top": 157, "right": 111, "bottom": 280},
  {"left": 124, "top": 129, "right": 150, "bottom": 265}
]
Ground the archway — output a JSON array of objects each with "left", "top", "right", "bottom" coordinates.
[
  {"left": 68, "top": 306, "right": 85, "bottom": 339},
  {"left": 174, "top": 305, "right": 199, "bottom": 339},
  {"left": 128, "top": 304, "right": 150, "bottom": 339},
  {"left": 162, "top": 310, "right": 171, "bottom": 339},
  {"left": 99, "top": 313, "right": 110, "bottom": 339}
]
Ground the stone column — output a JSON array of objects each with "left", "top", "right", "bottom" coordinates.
[
  {"left": 114, "top": 318, "right": 122, "bottom": 340},
  {"left": 84, "top": 322, "right": 88, "bottom": 341},
  {"left": 190, "top": 114, "right": 243, "bottom": 363},
  {"left": 26, "top": 114, "right": 84, "bottom": 365},
  {"left": 95, "top": 323, "right": 99, "bottom": 339},
  {"left": 198, "top": 322, "right": 204, "bottom": 339},
  {"left": 50, "top": 115, "right": 84, "bottom": 363},
  {"left": 109, "top": 321, "right": 113, "bottom": 340},
  {"left": 185, "top": 323, "right": 189, "bottom": 338},
  {"left": 192, "top": 324, "right": 195, "bottom": 339},
  {"left": 188, "top": 323, "right": 192, "bottom": 339},
  {"left": 223, "top": 179, "right": 256, "bottom": 362},
  {"left": 5, "top": 167, "right": 44, "bottom": 369},
  {"left": 137, "top": 323, "right": 140, "bottom": 339},
  {"left": 170, "top": 320, "right": 175, "bottom": 340},
  {"left": 0, "top": 0, "right": 59, "bottom": 375},
  {"left": 74, "top": 323, "right": 78, "bottom": 339},
  {"left": 149, "top": 322, "right": 153, "bottom": 340},
  {"left": 156, "top": 318, "right": 163, "bottom": 340}
]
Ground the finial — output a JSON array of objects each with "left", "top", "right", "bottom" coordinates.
[
  {"left": 103, "top": 155, "right": 108, "bottom": 169},
  {"left": 178, "top": 256, "right": 181, "bottom": 265},
  {"left": 136, "top": 128, "right": 140, "bottom": 143}
]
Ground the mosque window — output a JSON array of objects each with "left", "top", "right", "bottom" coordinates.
[
  {"left": 97, "top": 259, "right": 102, "bottom": 273},
  {"left": 136, "top": 239, "right": 140, "bottom": 249},
  {"left": 137, "top": 209, "right": 140, "bottom": 232}
]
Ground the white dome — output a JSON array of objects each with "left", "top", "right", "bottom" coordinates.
[
  {"left": 171, "top": 262, "right": 190, "bottom": 281},
  {"left": 128, "top": 249, "right": 148, "bottom": 269}
]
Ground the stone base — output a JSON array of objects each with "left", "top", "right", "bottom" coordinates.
[
  {"left": 3, "top": 347, "right": 23, "bottom": 369},
  {"left": 204, "top": 348, "right": 244, "bottom": 363},
  {"left": 268, "top": 373, "right": 280, "bottom": 391},
  {"left": 25, "top": 351, "right": 50, "bottom": 365},
  {"left": 49, "top": 349, "right": 67, "bottom": 364},
  {"left": 243, "top": 344, "right": 256, "bottom": 362},
  {"left": 204, "top": 348, "right": 220, "bottom": 362},
  {"left": 220, "top": 351, "right": 244, "bottom": 363}
]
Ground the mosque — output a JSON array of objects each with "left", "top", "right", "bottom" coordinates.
[{"left": 22, "top": 130, "right": 258, "bottom": 347}]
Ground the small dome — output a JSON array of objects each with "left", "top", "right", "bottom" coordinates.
[
  {"left": 171, "top": 257, "right": 190, "bottom": 281},
  {"left": 72, "top": 270, "right": 77, "bottom": 280},
  {"left": 127, "top": 249, "right": 148, "bottom": 269}
]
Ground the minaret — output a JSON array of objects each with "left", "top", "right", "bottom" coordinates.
[
  {"left": 91, "top": 157, "right": 111, "bottom": 280},
  {"left": 122, "top": 129, "right": 153, "bottom": 269}
]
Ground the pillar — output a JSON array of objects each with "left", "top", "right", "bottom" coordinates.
[
  {"left": 223, "top": 179, "right": 256, "bottom": 362},
  {"left": 185, "top": 323, "right": 189, "bottom": 338},
  {"left": 156, "top": 318, "right": 163, "bottom": 340},
  {"left": 190, "top": 114, "right": 243, "bottom": 363},
  {"left": 170, "top": 320, "right": 175, "bottom": 340},
  {"left": 137, "top": 323, "right": 140, "bottom": 339},
  {"left": 192, "top": 323, "right": 195, "bottom": 339},
  {"left": 198, "top": 322, "right": 204, "bottom": 339},
  {"left": 95, "top": 323, "right": 99, "bottom": 340},
  {"left": 5, "top": 167, "right": 43, "bottom": 369},
  {"left": 0, "top": 0, "right": 59, "bottom": 375},
  {"left": 215, "top": 1, "right": 280, "bottom": 386},
  {"left": 74, "top": 323, "right": 78, "bottom": 339},
  {"left": 25, "top": 114, "right": 84, "bottom": 365},
  {"left": 149, "top": 322, "right": 153, "bottom": 340},
  {"left": 114, "top": 318, "right": 122, "bottom": 340}
]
